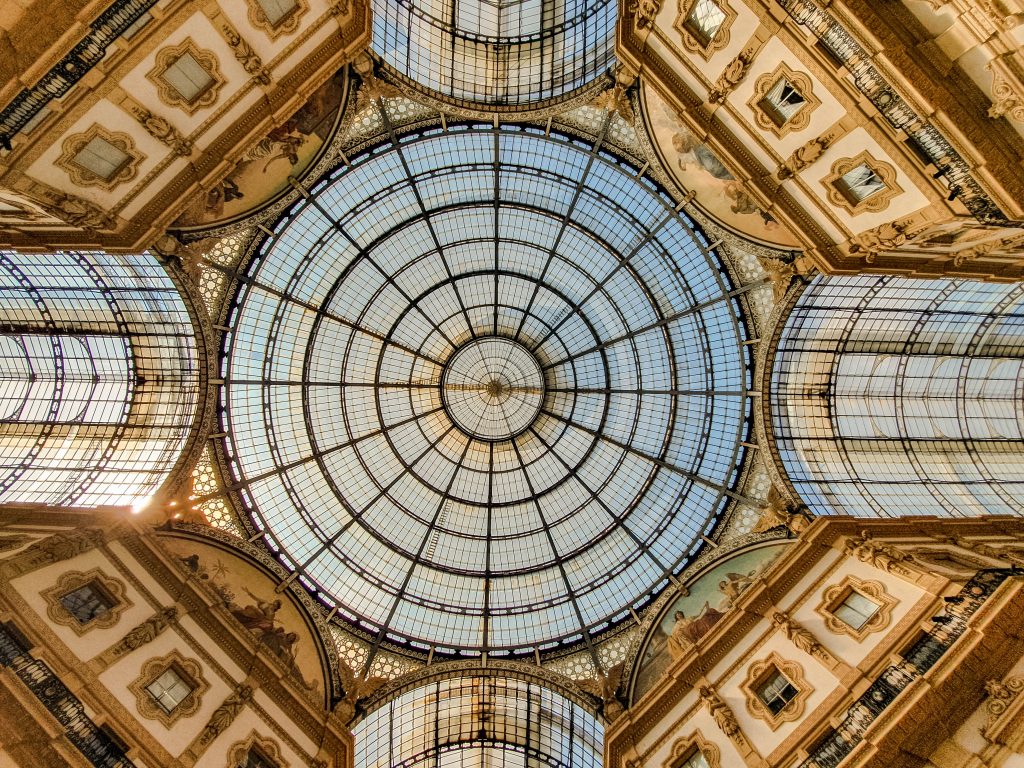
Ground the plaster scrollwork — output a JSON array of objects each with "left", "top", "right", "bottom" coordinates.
[
  {"left": 843, "top": 530, "right": 917, "bottom": 578},
  {"left": 577, "top": 662, "right": 626, "bottom": 722},
  {"left": 984, "top": 676, "right": 1024, "bottom": 733},
  {"left": 109, "top": 607, "right": 180, "bottom": 659},
  {"left": 20, "top": 187, "right": 118, "bottom": 231},
  {"left": 987, "top": 61, "right": 1024, "bottom": 122},
  {"left": 593, "top": 66, "right": 638, "bottom": 123},
  {"left": 5, "top": 528, "right": 109, "bottom": 576},
  {"left": 127, "top": 104, "right": 193, "bottom": 157},
  {"left": 708, "top": 48, "right": 754, "bottom": 104},
  {"left": 630, "top": 0, "right": 662, "bottom": 30},
  {"left": 220, "top": 23, "right": 272, "bottom": 86},
  {"left": 847, "top": 219, "right": 918, "bottom": 263},
  {"left": 776, "top": 133, "right": 833, "bottom": 180},
  {"left": 771, "top": 612, "right": 838, "bottom": 668},
  {"left": 199, "top": 684, "right": 254, "bottom": 745},
  {"left": 698, "top": 685, "right": 749, "bottom": 748}
]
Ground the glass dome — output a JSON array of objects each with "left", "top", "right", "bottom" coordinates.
[
  {"left": 220, "top": 124, "right": 750, "bottom": 655},
  {"left": 371, "top": 0, "right": 616, "bottom": 105}
]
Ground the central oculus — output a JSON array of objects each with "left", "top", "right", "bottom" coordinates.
[{"left": 441, "top": 338, "right": 545, "bottom": 441}]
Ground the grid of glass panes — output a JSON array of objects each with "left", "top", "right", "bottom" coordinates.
[
  {"left": 683, "top": 0, "right": 726, "bottom": 45},
  {"left": 72, "top": 136, "right": 130, "bottom": 180},
  {"left": 757, "top": 668, "right": 798, "bottom": 715},
  {"left": 161, "top": 53, "right": 214, "bottom": 103},
  {"left": 0, "top": 252, "right": 200, "bottom": 507},
  {"left": 257, "top": 0, "right": 298, "bottom": 24},
  {"left": 679, "top": 751, "right": 710, "bottom": 768},
  {"left": 354, "top": 677, "right": 602, "bottom": 768},
  {"left": 832, "top": 589, "right": 879, "bottom": 631},
  {"left": 758, "top": 77, "right": 806, "bottom": 126},
  {"left": 770, "top": 274, "right": 1024, "bottom": 519},
  {"left": 60, "top": 581, "right": 115, "bottom": 624},
  {"left": 834, "top": 163, "right": 885, "bottom": 204},
  {"left": 146, "top": 666, "right": 193, "bottom": 713},
  {"left": 221, "top": 125, "right": 750, "bottom": 654},
  {"left": 371, "top": 0, "right": 616, "bottom": 104}
]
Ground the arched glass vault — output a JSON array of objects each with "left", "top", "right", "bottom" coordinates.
[
  {"left": 219, "top": 122, "right": 752, "bottom": 657},
  {"left": 355, "top": 676, "right": 603, "bottom": 768},
  {"left": 0, "top": 251, "right": 200, "bottom": 507},
  {"left": 770, "top": 274, "right": 1024, "bottom": 518},
  {"left": 371, "top": 0, "right": 616, "bottom": 105}
]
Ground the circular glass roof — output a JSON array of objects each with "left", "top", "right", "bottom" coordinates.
[
  {"left": 371, "top": 0, "right": 616, "bottom": 105},
  {"left": 221, "top": 124, "right": 750, "bottom": 655}
]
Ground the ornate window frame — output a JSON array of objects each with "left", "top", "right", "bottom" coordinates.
[
  {"left": 748, "top": 64, "right": 820, "bottom": 138},
  {"left": 740, "top": 653, "right": 811, "bottom": 730},
  {"left": 674, "top": 0, "right": 736, "bottom": 60},
  {"left": 664, "top": 731, "right": 721, "bottom": 768},
  {"left": 816, "top": 575, "right": 896, "bottom": 640},
  {"left": 823, "top": 152, "right": 902, "bottom": 215},
  {"left": 42, "top": 568, "right": 131, "bottom": 635},
  {"left": 247, "top": 0, "right": 309, "bottom": 39},
  {"left": 227, "top": 732, "right": 288, "bottom": 768},
  {"left": 56, "top": 125, "right": 143, "bottom": 190},
  {"left": 146, "top": 38, "right": 224, "bottom": 115},
  {"left": 128, "top": 649, "right": 209, "bottom": 727}
]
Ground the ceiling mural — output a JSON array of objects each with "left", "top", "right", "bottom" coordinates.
[{"left": 641, "top": 84, "right": 802, "bottom": 250}]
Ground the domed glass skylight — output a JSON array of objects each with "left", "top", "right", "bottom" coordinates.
[{"left": 220, "top": 124, "right": 750, "bottom": 655}]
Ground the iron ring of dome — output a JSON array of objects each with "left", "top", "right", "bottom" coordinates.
[
  {"left": 221, "top": 123, "right": 750, "bottom": 656},
  {"left": 441, "top": 338, "right": 545, "bottom": 441}
]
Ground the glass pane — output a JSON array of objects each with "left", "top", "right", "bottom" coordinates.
[
  {"left": 60, "top": 582, "right": 114, "bottom": 624},
  {"left": 258, "top": 0, "right": 297, "bottom": 24},
  {"left": 73, "top": 136, "right": 129, "bottom": 180},
  {"left": 146, "top": 667, "right": 193, "bottom": 713},
  {"left": 162, "top": 52, "right": 213, "bottom": 101},
  {"left": 686, "top": 0, "right": 726, "bottom": 45},
  {"left": 836, "top": 163, "right": 885, "bottom": 203},
  {"left": 834, "top": 590, "right": 878, "bottom": 630}
]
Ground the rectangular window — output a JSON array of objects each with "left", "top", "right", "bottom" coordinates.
[
  {"left": 146, "top": 666, "right": 194, "bottom": 714},
  {"left": 72, "top": 137, "right": 131, "bottom": 181},
  {"left": 833, "top": 589, "right": 880, "bottom": 631},
  {"left": 257, "top": 0, "right": 298, "bottom": 25},
  {"left": 834, "top": 163, "right": 886, "bottom": 205},
  {"left": 684, "top": 0, "right": 726, "bottom": 46},
  {"left": 759, "top": 77, "right": 807, "bottom": 127},
  {"left": 679, "top": 750, "right": 710, "bottom": 768},
  {"left": 59, "top": 581, "right": 117, "bottom": 625},
  {"left": 161, "top": 52, "right": 215, "bottom": 103},
  {"left": 756, "top": 668, "right": 799, "bottom": 716},
  {"left": 244, "top": 748, "right": 278, "bottom": 768}
]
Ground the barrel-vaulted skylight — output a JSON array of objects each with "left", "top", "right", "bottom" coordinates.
[
  {"left": 220, "top": 123, "right": 750, "bottom": 656},
  {"left": 371, "top": 0, "right": 616, "bottom": 105}
]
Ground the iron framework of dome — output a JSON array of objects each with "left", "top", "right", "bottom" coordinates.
[
  {"left": 370, "top": 0, "right": 616, "bottom": 106},
  {"left": 219, "top": 122, "right": 752, "bottom": 657}
]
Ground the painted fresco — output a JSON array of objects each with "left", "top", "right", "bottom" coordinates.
[
  {"left": 642, "top": 84, "right": 801, "bottom": 249},
  {"left": 174, "top": 69, "right": 347, "bottom": 228},
  {"left": 159, "top": 536, "right": 324, "bottom": 697},
  {"left": 631, "top": 542, "right": 789, "bottom": 701}
]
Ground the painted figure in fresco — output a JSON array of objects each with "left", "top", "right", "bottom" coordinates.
[
  {"left": 230, "top": 588, "right": 283, "bottom": 634},
  {"left": 718, "top": 568, "right": 758, "bottom": 607},
  {"left": 667, "top": 601, "right": 727, "bottom": 658}
]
